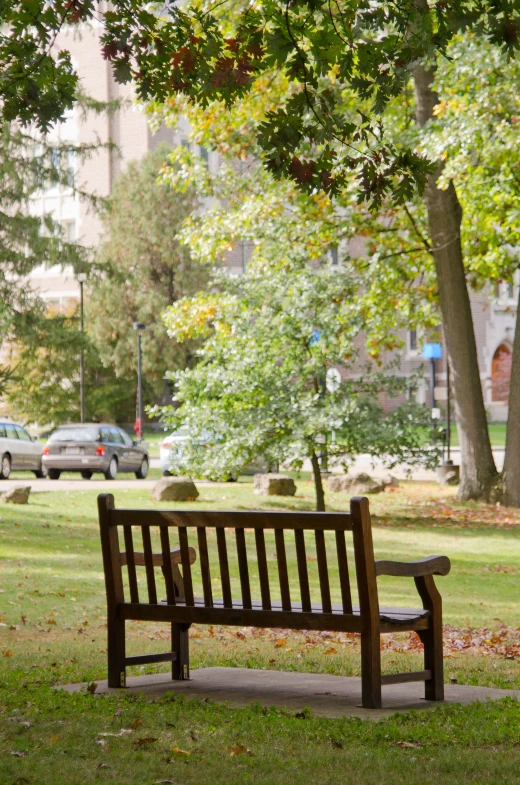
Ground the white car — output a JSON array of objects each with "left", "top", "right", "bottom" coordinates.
[
  {"left": 0, "top": 420, "right": 46, "bottom": 479},
  {"left": 159, "top": 426, "right": 274, "bottom": 479},
  {"left": 159, "top": 426, "right": 191, "bottom": 476}
]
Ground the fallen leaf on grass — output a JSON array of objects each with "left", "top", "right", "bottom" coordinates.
[
  {"left": 99, "top": 729, "right": 132, "bottom": 737},
  {"left": 10, "top": 751, "right": 26, "bottom": 757},
  {"left": 154, "top": 780, "right": 176, "bottom": 784},
  {"left": 86, "top": 682, "right": 97, "bottom": 694},
  {"left": 227, "top": 744, "right": 253, "bottom": 757},
  {"left": 3, "top": 650, "right": 13, "bottom": 657},
  {"left": 397, "top": 741, "right": 422, "bottom": 749},
  {"left": 275, "top": 639, "right": 287, "bottom": 648},
  {"left": 324, "top": 648, "right": 337, "bottom": 655},
  {"left": 171, "top": 747, "right": 191, "bottom": 757},
  {"left": 132, "top": 737, "right": 158, "bottom": 748},
  {"left": 127, "top": 717, "right": 142, "bottom": 729},
  {"left": 97, "top": 764, "right": 111, "bottom": 769}
]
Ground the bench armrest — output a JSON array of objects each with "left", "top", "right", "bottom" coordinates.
[{"left": 375, "top": 555, "right": 450, "bottom": 578}]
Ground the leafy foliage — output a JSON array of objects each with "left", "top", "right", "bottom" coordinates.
[
  {"left": 102, "top": 0, "right": 520, "bottom": 204},
  {"left": 87, "top": 144, "right": 209, "bottom": 402},
  {"left": 157, "top": 263, "right": 440, "bottom": 510},
  {"left": 5, "top": 306, "right": 136, "bottom": 427}
]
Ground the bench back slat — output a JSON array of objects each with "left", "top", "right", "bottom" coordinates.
[
  {"left": 315, "top": 529, "right": 332, "bottom": 614},
  {"left": 178, "top": 527, "right": 195, "bottom": 606},
  {"left": 294, "top": 529, "right": 311, "bottom": 612},
  {"left": 98, "top": 496, "right": 376, "bottom": 621},
  {"left": 254, "top": 528, "right": 271, "bottom": 610},
  {"left": 123, "top": 525, "right": 139, "bottom": 604},
  {"left": 141, "top": 526, "right": 158, "bottom": 604},
  {"left": 216, "top": 527, "right": 233, "bottom": 608},
  {"left": 274, "top": 529, "right": 291, "bottom": 611},
  {"left": 197, "top": 526, "right": 213, "bottom": 607},
  {"left": 335, "top": 529, "right": 353, "bottom": 615},
  {"left": 110, "top": 509, "right": 352, "bottom": 531},
  {"left": 235, "top": 527, "right": 252, "bottom": 610},
  {"left": 160, "top": 526, "right": 177, "bottom": 605}
]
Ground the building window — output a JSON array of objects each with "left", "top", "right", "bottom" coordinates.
[
  {"left": 199, "top": 145, "right": 209, "bottom": 163},
  {"left": 329, "top": 246, "right": 339, "bottom": 266},
  {"left": 67, "top": 149, "right": 75, "bottom": 187},
  {"left": 64, "top": 221, "right": 76, "bottom": 243},
  {"left": 408, "top": 329, "right": 418, "bottom": 353},
  {"left": 507, "top": 282, "right": 515, "bottom": 300}
]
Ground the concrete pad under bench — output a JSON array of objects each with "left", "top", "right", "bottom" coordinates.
[{"left": 59, "top": 667, "right": 520, "bottom": 720}]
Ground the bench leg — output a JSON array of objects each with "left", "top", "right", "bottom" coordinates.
[
  {"left": 415, "top": 576, "right": 444, "bottom": 701},
  {"left": 107, "top": 618, "right": 126, "bottom": 688},
  {"left": 171, "top": 623, "right": 190, "bottom": 680},
  {"left": 360, "top": 628, "right": 382, "bottom": 709}
]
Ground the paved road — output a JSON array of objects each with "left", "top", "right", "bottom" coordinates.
[{"left": 0, "top": 449, "right": 506, "bottom": 492}]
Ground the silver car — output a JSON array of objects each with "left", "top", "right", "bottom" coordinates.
[
  {"left": 0, "top": 420, "right": 46, "bottom": 479},
  {"left": 42, "top": 423, "right": 149, "bottom": 480}
]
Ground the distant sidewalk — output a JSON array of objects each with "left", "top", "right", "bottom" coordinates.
[{"left": 287, "top": 447, "right": 506, "bottom": 482}]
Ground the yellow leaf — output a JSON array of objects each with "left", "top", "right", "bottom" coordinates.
[{"left": 171, "top": 747, "right": 191, "bottom": 757}]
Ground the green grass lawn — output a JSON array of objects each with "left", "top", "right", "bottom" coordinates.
[{"left": 1, "top": 481, "right": 519, "bottom": 784}]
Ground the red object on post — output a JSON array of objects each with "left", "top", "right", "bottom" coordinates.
[{"left": 134, "top": 417, "right": 141, "bottom": 440}]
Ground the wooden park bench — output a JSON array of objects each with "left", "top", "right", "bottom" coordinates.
[{"left": 98, "top": 493, "right": 451, "bottom": 709}]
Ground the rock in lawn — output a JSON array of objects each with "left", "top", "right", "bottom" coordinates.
[
  {"left": 152, "top": 477, "right": 199, "bottom": 502},
  {"left": 2, "top": 486, "right": 31, "bottom": 504},
  {"left": 327, "top": 473, "right": 384, "bottom": 495},
  {"left": 380, "top": 474, "right": 400, "bottom": 489},
  {"left": 253, "top": 473, "right": 296, "bottom": 497}
]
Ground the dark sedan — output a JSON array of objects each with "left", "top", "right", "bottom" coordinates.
[{"left": 42, "top": 424, "right": 149, "bottom": 480}]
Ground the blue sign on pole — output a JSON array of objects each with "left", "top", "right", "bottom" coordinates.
[
  {"left": 423, "top": 343, "right": 443, "bottom": 359},
  {"left": 309, "top": 329, "right": 322, "bottom": 345}
]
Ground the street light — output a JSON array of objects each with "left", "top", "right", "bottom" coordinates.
[
  {"left": 77, "top": 272, "right": 88, "bottom": 423},
  {"left": 133, "top": 322, "right": 146, "bottom": 440}
]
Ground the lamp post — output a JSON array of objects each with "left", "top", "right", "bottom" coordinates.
[
  {"left": 77, "top": 272, "right": 87, "bottom": 423},
  {"left": 133, "top": 322, "right": 146, "bottom": 440}
]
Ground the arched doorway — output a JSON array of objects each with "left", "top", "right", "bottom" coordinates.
[{"left": 491, "top": 343, "right": 512, "bottom": 402}]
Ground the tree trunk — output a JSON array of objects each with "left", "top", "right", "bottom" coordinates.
[
  {"left": 310, "top": 450, "right": 325, "bottom": 511},
  {"left": 413, "top": 63, "right": 498, "bottom": 501},
  {"left": 502, "top": 287, "right": 520, "bottom": 505}
]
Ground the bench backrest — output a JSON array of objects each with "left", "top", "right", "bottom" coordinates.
[{"left": 98, "top": 494, "right": 379, "bottom": 620}]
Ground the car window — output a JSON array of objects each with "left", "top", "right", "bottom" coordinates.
[
  {"left": 5, "top": 424, "right": 18, "bottom": 439},
  {"left": 49, "top": 427, "right": 99, "bottom": 442},
  {"left": 100, "top": 427, "right": 111, "bottom": 442},
  {"left": 0, "top": 424, "right": 6, "bottom": 438},
  {"left": 120, "top": 430, "right": 134, "bottom": 446},
  {"left": 15, "top": 425, "right": 32, "bottom": 441},
  {"left": 110, "top": 428, "right": 124, "bottom": 445}
]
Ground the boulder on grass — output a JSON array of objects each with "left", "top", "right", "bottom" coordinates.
[
  {"left": 380, "top": 474, "right": 400, "bottom": 489},
  {"left": 3, "top": 486, "right": 31, "bottom": 504},
  {"left": 254, "top": 473, "right": 296, "bottom": 497},
  {"left": 152, "top": 477, "right": 199, "bottom": 502},
  {"left": 327, "top": 473, "right": 384, "bottom": 495}
]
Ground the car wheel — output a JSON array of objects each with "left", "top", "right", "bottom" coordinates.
[
  {"left": 104, "top": 457, "right": 118, "bottom": 481},
  {"left": 162, "top": 470, "right": 172, "bottom": 477},
  {"left": 48, "top": 469, "right": 61, "bottom": 480},
  {"left": 81, "top": 470, "right": 93, "bottom": 480},
  {"left": 135, "top": 457, "right": 149, "bottom": 479},
  {"left": 33, "top": 463, "right": 48, "bottom": 479},
  {"left": 0, "top": 453, "right": 11, "bottom": 480}
]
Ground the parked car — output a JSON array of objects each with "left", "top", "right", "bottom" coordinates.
[
  {"left": 160, "top": 426, "right": 274, "bottom": 480},
  {"left": 42, "top": 424, "right": 149, "bottom": 480},
  {"left": 0, "top": 420, "right": 46, "bottom": 479}
]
